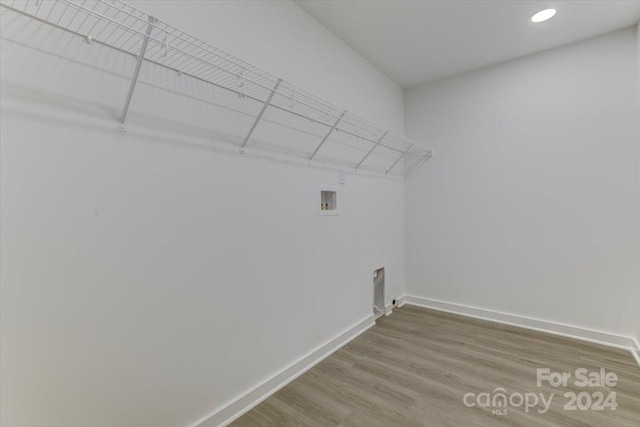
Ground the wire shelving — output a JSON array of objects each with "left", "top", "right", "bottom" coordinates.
[{"left": 0, "top": 0, "right": 433, "bottom": 177}]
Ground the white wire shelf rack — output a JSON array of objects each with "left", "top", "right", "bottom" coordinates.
[{"left": 0, "top": 0, "right": 432, "bottom": 177}]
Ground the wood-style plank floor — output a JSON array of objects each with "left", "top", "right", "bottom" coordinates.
[{"left": 231, "top": 305, "right": 640, "bottom": 426}]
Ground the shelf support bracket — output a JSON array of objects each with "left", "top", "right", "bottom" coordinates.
[
  {"left": 240, "top": 79, "right": 282, "bottom": 153},
  {"left": 118, "top": 15, "right": 157, "bottom": 132},
  {"left": 405, "top": 152, "right": 431, "bottom": 178},
  {"left": 385, "top": 151, "right": 407, "bottom": 175},
  {"left": 309, "top": 110, "right": 346, "bottom": 161},
  {"left": 355, "top": 130, "right": 388, "bottom": 170}
]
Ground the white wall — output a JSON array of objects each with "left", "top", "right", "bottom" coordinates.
[
  {"left": 636, "top": 21, "right": 640, "bottom": 347},
  {"left": 405, "top": 27, "right": 639, "bottom": 339},
  {"left": 0, "top": 2, "right": 404, "bottom": 426}
]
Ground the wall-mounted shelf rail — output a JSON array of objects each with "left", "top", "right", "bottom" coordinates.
[{"left": 0, "top": 0, "right": 432, "bottom": 177}]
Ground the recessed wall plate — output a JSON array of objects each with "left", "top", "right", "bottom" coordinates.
[{"left": 319, "top": 185, "right": 339, "bottom": 216}]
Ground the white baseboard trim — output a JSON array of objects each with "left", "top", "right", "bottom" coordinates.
[
  {"left": 384, "top": 303, "right": 393, "bottom": 316},
  {"left": 631, "top": 339, "right": 640, "bottom": 367},
  {"left": 192, "top": 314, "right": 376, "bottom": 427},
  {"left": 402, "top": 295, "right": 638, "bottom": 354},
  {"left": 397, "top": 295, "right": 407, "bottom": 307}
]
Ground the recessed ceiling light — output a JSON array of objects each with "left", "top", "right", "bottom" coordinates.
[
  {"left": 531, "top": 8, "right": 556, "bottom": 23},
  {"left": 531, "top": 9, "right": 556, "bottom": 23}
]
